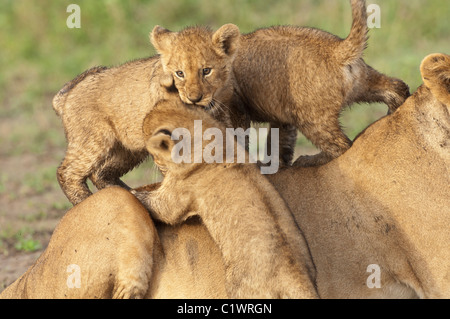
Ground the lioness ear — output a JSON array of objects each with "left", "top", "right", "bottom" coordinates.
[
  {"left": 212, "top": 23, "right": 240, "bottom": 57},
  {"left": 420, "top": 53, "right": 450, "bottom": 105},
  {"left": 150, "top": 25, "right": 175, "bottom": 54}
]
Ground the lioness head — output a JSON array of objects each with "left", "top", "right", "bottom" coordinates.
[
  {"left": 142, "top": 100, "right": 230, "bottom": 174},
  {"left": 151, "top": 24, "right": 240, "bottom": 110},
  {"left": 420, "top": 53, "right": 450, "bottom": 106}
]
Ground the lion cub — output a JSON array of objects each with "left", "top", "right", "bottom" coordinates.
[
  {"left": 133, "top": 100, "right": 318, "bottom": 299},
  {"left": 157, "top": 0, "right": 410, "bottom": 166},
  {"left": 236, "top": 0, "right": 410, "bottom": 166},
  {"left": 53, "top": 24, "right": 240, "bottom": 206}
]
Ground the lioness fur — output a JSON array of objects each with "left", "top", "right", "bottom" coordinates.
[
  {"left": 53, "top": 24, "right": 240, "bottom": 206},
  {"left": 269, "top": 53, "right": 450, "bottom": 298},
  {"left": 157, "top": 0, "right": 410, "bottom": 166},
  {"left": 3, "top": 54, "right": 447, "bottom": 299},
  {"left": 0, "top": 186, "right": 229, "bottom": 299},
  {"left": 0, "top": 187, "right": 159, "bottom": 298},
  {"left": 133, "top": 100, "right": 318, "bottom": 298}
]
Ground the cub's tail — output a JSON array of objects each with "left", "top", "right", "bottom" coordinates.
[
  {"left": 336, "top": 0, "right": 368, "bottom": 65},
  {"left": 52, "top": 66, "right": 107, "bottom": 116}
]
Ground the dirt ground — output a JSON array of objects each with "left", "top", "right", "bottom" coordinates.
[{"left": 0, "top": 151, "right": 65, "bottom": 292}]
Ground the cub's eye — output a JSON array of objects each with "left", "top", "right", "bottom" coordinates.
[
  {"left": 202, "top": 68, "right": 212, "bottom": 76},
  {"left": 175, "top": 71, "right": 184, "bottom": 78}
]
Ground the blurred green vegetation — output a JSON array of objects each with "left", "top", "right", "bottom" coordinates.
[
  {"left": 0, "top": 0, "right": 449, "bottom": 193},
  {"left": 0, "top": 226, "right": 42, "bottom": 253}
]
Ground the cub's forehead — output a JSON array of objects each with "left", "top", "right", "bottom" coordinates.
[
  {"left": 178, "top": 26, "right": 213, "bottom": 39},
  {"left": 168, "top": 28, "right": 223, "bottom": 64},
  {"left": 174, "top": 27, "right": 213, "bottom": 48},
  {"left": 168, "top": 48, "right": 223, "bottom": 70}
]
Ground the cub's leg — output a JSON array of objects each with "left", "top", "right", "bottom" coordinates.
[
  {"left": 265, "top": 123, "right": 297, "bottom": 167},
  {"left": 90, "top": 143, "right": 148, "bottom": 191},
  {"left": 292, "top": 65, "right": 409, "bottom": 167},
  {"left": 218, "top": 98, "right": 253, "bottom": 151},
  {"left": 57, "top": 149, "right": 94, "bottom": 206},
  {"left": 57, "top": 128, "right": 116, "bottom": 206},
  {"left": 355, "top": 65, "right": 410, "bottom": 113},
  {"left": 131, "top": 183, "right": 192, "bottom": 225},
  {"left": 133, "top": 182, "right": 161, "bottom": 193},
  {"left": 293, "top": 111, "right": 352, "bottom": 167}
]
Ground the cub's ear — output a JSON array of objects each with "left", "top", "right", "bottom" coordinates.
[
  {"left": 212, "top": 23, "right": 240, "bottom": 57},
  {"left": 147, "top": 129, "right": 174, "bottom": 156},
  {"left": 142, "top": 112, "right": 155, "bottom": 139},
  {"left": 150, "top": 25, "right": 175, "bottom": 54},
  {"left": 160, "top": 73, "right": 175, "bottom": 89},
  {"left": 420, "top": 53, "right": 450, "bottom": 105}
]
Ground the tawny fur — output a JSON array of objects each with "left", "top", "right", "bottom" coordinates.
[
  {"left": 149, "top": 53, "right": 448, "bottom": 298},
  {"left": 230, "top": 0, "right": 410, "bottom": 166},
  {"left": 133, "top": 100, "right": 318, "bottom": 298},
  {"left": 0, "top": 187, "right": 226, "bottom": 299},
  {"left": 156, "top": 0, "right": 410, "bottom": 166},
  {"left": 4, "top": 54, "right": 447, "bottom": 299},
  {"left": 54, "top": 0, "right": 409, "bottom": 206},
  {"left": 1, "top": 103, "right": 318, "bottom": 299},
  {"left": 268, "top": 53, "right": 450, "bottom": 298},
  {"left": 52, "top": 24, "right": 241, "bottom": 206},
  {"left": 0, "top": 187, "right": 159, "bottom": 299}
]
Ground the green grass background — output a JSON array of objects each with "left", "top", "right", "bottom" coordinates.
[{"left": 0, "top": 0, "right": 449, "bottom": 204}]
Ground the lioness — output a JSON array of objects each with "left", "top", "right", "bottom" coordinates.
[
  {"left": 3, "top": 54, "right": 447, "bottom": 299},
  {"left": 157, "top": 0, "right": 410, "bottom": 166},
  {"left": 132, "top": 100, "right": 318, "bottom": 298},
  {"left": 53, "top": 24, "right": 241, "bottom": 206}
]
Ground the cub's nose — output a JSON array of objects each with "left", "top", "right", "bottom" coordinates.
[{"left": 187, "top": 94, "right": 203, "bottom": 104}]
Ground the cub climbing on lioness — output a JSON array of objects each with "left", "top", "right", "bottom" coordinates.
[
  {"left": 158, "top": 0, "right": 410, "bottom": 166},
  {"left": 53, "top": 24, "right": 241, "bottom": 206},
  {"left": 133, "top": 100, "right": 318, "bottom": 298},
  {"left": 238, "top": 0, "right": 410, "bottom": 166}
]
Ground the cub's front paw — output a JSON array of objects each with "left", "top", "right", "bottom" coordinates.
[{"left": 130, "top": 189, "right": 152, "bottom": 212}]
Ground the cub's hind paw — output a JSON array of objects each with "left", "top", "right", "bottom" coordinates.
[{"left": 293, "top": 152, "right": 334, "bottom": 167}]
